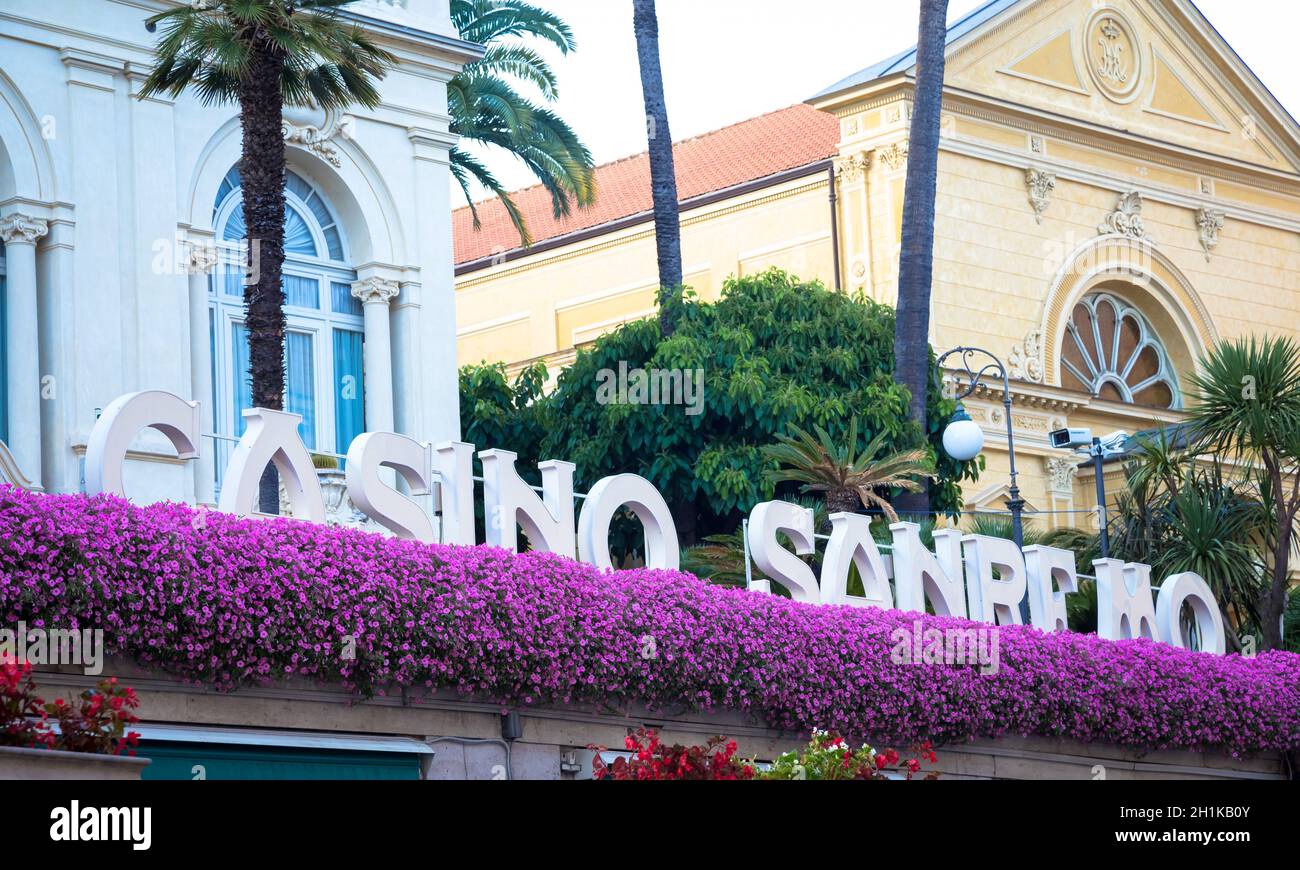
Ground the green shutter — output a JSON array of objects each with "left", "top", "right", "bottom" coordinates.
[{"left": 138, "top": 741, "right": 422, "bottom": 780}]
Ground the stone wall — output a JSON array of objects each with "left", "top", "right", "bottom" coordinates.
[{"left": 32, "top": 661, "right": 1287, "bottom": 781}]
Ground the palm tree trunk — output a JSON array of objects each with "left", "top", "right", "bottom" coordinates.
[
  {"left": 239, "top": 37, "right": 288, "bottom": 514},
  {"left": 825, "top": 489, "right": 861, "bottom": 516},
  {"left": 632, "top": 0, "right": 683, "bottom": 337},
  {"left": 892, "top": 0, "right": 949, "bottom": 518}
]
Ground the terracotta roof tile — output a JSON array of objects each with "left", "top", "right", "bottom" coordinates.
[{"left": 453, "top": 103, "right": 839, "bottom": 265}]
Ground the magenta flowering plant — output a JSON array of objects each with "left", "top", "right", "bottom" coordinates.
[{"left": 0, "top": 486, "right": 1297, "bottom": 755}]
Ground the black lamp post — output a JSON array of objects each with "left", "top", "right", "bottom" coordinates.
[{"left": 937, "top": 347, "right": 1029, "bottom": 623}]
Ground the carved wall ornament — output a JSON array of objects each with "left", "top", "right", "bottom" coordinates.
[
  {"left": 1007, "top": 328, "right": 1044, "bottom": 383},
  {"left": 284, "top": 121, "right": 342, "bottom": 166},
  {"left": 879, "top": 141, "right": 909, "bottom": 171},
  {"left": 1084, "top": 8, "right": 1142, "bottom": 103},
  {"left": 281, "top": 106, "right": 350, "bottom": 167},
  {"left": 350, "top": 276, "right": 400, "bottom": 305},
  {"left": 836, "top": 151, "right": 871, "bottom": 182},
  {"left": 1196, "top": 207, "right": 1225, "bottom": 261},
  {"left": 184, "top": 240, "right": 221, "bottom": 275},
  {"left": 0, "top": 214, "right": 49, "bottom": 246},
  {"left": 1025, "top": 168, "right": 1056, "bottom": 223},
  {"left": 1098, "top": 190, "right": 1153, "bottom": 242},
  {"left": 1045, "top": 456, "right": 1080, "bottom": 495}
]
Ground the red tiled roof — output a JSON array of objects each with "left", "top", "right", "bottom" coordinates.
[{"left": 453, "top": 103, "right": 840, "bottom": 265}]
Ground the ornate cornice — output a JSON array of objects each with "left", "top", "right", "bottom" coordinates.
[
  {"left": 351, "top": 276, "right": 400, "bottom": 305},
  {"left": 0, "top": 214, "right": 49, "bottom": 246}
]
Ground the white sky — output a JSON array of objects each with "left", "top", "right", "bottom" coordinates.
[{"left": 456, "top": 0, "right": 1300, "bottom": 202}]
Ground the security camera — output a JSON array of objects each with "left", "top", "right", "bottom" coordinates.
[
  {"left": 1097, "top": 430, "right": 1131, "bottom": 456},
  {"left": 1049, "top": 427, "right": 1092, "bottom": 450}
]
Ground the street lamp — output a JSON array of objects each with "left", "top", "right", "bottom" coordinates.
[{"left": 936, "top": 347, "right": 1025, "bottom": 550}]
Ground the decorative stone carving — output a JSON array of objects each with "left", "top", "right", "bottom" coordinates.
[
  {"left": 1196, "top": 207, "right": 1225, "bottom": 261},
  {"left": 1085, "top": 8, "right": 1141, "bottom": 103},
  {"left": 1098, "top": 190, "right": 1152, "bottom": 242},
  {"left": 1007, "top": 328, "right": 1044, "bottom": 383},
  {"left": 350, "top": 276, "right": 400, "bottom": 305},
  {"left": 1045, "top": 456, "right": 1079, "bottom": 495},
  {"left": 284, "top": 121, "right": 342, "bottom": 166},
  {"left": 879, "top": 141, "right": 908, "bottom": 171},
  {"left": 1025, "top": 168, "right": 1056, "bottom": 223},
  {"left": 1029, "top": 135, "right": 1045, "bottom": 154},
  {"left": 184, "top": 240, "right": 220, "bottom": 275},
  {"left": 0, "top": 214, "right": 49, "bottom": 246},
  {"left": 836, "top": 151, "right": 871, "bottom": 182}
]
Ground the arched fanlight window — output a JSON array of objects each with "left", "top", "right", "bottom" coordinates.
[
  {"left": 1061, "top": 292, "right": 1181, "bottom": 410},
  {"left": 213, "top": 166, "right": 346, "bottom": 261}
]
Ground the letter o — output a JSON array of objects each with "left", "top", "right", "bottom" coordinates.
[
  {"left": 577, "top": 474, "right": 679, "bottom": 570},
  {"left": 1155, "top": 572, "right": 1226, "bottom": 654}
]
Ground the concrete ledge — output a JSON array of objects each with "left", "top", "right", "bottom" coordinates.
[
  {"left": 31, "top": 662, "right": 1288, "bottom": 780},
  {"left": 0, "top": 746, "right": 150, "bottom": 780}
]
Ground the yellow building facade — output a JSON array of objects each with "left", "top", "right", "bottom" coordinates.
[{"left": 453, "top": 0, "right": 1300, "bottom": 527}]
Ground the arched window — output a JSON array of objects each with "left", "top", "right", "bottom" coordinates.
[
  {"left": 1060, "top": 292, "right": 1181, "bottom": 410},
  {"left": 209, "top": 166, "right": 365, "bottom": 488}
]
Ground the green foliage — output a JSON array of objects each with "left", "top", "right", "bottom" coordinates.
[
  {"left": 544, "top": 272, "right": 978, "bottom": 534},
  {"left": 458, "top": 272, "right": 980, "bottom": 559},
  {"left": 139, "top": 0, "right": 395, "bottom": 109},
  {"left": 1106, "top": 436, "right": 1266, "bottom": 649},
  {"left": 1185, "top": 334, "right": 1300, "bottom": 649},
  {"left": 762, "top": 417, "right": 934, "bottom": 521},
  {"left": 449, "top": 0, "right": 594, "bottom": 246}
]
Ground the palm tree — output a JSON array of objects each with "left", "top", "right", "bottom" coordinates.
[
  {"left": 893, "top": 0, "right": 950, "bottom": 515},
  {"left": 631, "top": 0, "right": 683, "bottom": 337},
  {"left": 763, "top": 417, "right": 934, "bottom": 522},
  {"left": 1186, "top": 335, "right": 1300, "bottom": 650},
  {"left": 449, "top": 0, "right": 595, "bottom": 247},
  {"left": 140, "top": 0, "right": 393, "bottom": 513}
]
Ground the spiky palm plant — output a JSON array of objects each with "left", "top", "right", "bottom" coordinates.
[
  {"left": 762, "top": 417, "right": 934, "bottom": 522},
  {"left": 139, "top": 0, "right": 393, "bottom": 512},
  {"left": 449, "top": 0, "right": 594, "bottom": 247},
  {"left": 1186, "top": 335, "right": 1300, "bottom": 649}
]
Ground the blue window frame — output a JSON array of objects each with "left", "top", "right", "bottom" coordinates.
[{"left": 209, "top": 167, "right": 363, "bottom": 491}]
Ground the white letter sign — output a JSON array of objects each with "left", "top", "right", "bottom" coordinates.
[{"left": 577, "top": 473, "right": 679, "bottom": 571}]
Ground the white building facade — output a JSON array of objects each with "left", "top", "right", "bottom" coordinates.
[{"left": 0, "top": 0, "right": 478, "bottom": 504}]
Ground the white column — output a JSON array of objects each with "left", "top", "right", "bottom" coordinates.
[
  {"left": 1, "top": 214, "right": 49, "bottom": 488},
  {"left": 186, "top": 240, "right": 219, "bottom": 505},
  {"left": 408, "top": 128, "right": 463, "bottom": 445},
  {"left": 351, "top": 276, "right": 399, "bottom": 434}
]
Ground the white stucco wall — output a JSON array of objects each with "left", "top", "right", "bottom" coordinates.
[{"left": 0, "top": 0, "right": 477, "bottom": 503}]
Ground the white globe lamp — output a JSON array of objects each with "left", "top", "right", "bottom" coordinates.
[{"left": 942, "top": 405, "right": 983, "bottom": 462}]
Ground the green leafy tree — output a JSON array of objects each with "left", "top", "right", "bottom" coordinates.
[
  {"left": 450, "top": 0, "right": 595, "bottom": 246},
  {"left": 140, "top": 0, "right": 394, "bottom": 512},
  {"left": 460, "top": 270, "right": 981, "bottom": 557},
  {"left": 762, "top": 417, "right": 934, "bottom": 520},
  {"left": 1185, "top": 336, "right": 1300, "bottom": 650}
]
